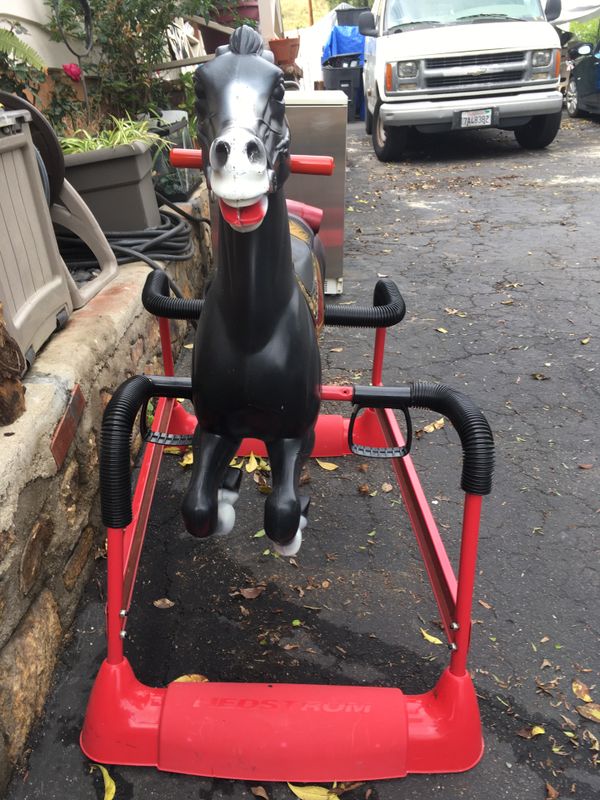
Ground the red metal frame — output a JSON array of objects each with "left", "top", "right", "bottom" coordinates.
[{"left": 82, "top": 321, "right": 487, "bottom": 780}]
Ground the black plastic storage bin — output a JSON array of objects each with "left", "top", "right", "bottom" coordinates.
[
  {"left": 336, "top": 6, "right": 370, "bottom": 26},
  {"left": 322, "top": 53, "right": 364, "bottom": 121}
]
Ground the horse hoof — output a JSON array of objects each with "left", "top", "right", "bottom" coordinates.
[
  {"left": 274, "top": 528, "right": 302, "bottom": 557},
  {"left": 215, "top": 489, "right": 238, "bottom": 536}
]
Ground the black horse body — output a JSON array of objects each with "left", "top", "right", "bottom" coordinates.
[{"left": 181, "top": 27, "right": 322, "bottom": 554}]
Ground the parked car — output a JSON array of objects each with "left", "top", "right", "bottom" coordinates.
[
  {"left": 566, "top": 21, "right": 600, "bottom": 117},
  {"left": 359, "top": 0, "right": 564, "bottom": 161}
]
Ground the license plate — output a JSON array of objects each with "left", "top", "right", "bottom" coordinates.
[{"left": 460, "top": 108, "right": 492, "bottom": 128}]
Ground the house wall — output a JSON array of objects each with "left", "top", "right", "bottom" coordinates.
[
  {"left": 1, "top": 1, "right": 79, "bottom": 69},
  {"left": 0, "top": 194, "right": 212, "bottom": 794}
]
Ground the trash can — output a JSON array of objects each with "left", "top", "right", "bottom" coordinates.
[{"left": 322, "top": 53, "right": 364, "bottom": 121}]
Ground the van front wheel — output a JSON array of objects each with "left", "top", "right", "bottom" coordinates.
[
  {"left": 372, "top": 104, "right": 407, "bottom": 162},
  {"left": 514, "top": 111, "right": 562, "bottom": 150}
]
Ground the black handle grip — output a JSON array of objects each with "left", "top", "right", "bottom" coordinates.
[
  {"left": 324, "top": 278, "right": 406, "bottom": 328},
  {"left": 352, "top": 382, "right": 494, "bottom": 495},
  {"left": 100, "top": 375, "right": 193, "bottom": 528},
  {"left": 142, "top": 269, "right": 203, "bottom": 320}
]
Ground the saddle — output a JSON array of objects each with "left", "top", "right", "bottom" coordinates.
[{"left": 289, "top": 215, "right": 324, "bottom": 333}]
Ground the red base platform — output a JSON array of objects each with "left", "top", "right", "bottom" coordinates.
[{"left": 81, "top": 658, "right": 483, "bottom": 781}]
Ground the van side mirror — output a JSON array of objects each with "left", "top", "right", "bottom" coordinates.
[
  {"left": 569, "top": 42, "right": 593, "bottom": 58},
  {"left": 358, "top": 11, "right": 378, "bottom": 37},
  {"left": 545, "top": 0, "right": 561, "bottom": 22}
]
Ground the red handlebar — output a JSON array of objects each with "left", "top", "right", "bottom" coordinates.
[{"left": 169, "top": 148, "right": 334, "bottom": 176}]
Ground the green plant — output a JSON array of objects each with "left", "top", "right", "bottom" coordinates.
[
  {"left": 0, "top": 22, "right": 46, "bottom": 101},
  {"left": 45, "top": 79, "right": 84, "bottom": 135},
  {"left": 59, "top": 114, "right": 167, "bottom": 153},
  {"left": 570, "top": 18, "right": 600, "bottom": 44},
  {"left": 176, "top": 71, "right": 198, "bottom": 144},
  {"left": 45, "top": 0, "right": 233, "bottom": 118}
]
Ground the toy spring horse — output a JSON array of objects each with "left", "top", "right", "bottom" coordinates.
[
  {"left": 83, "top": 24, "right": 496, "bottom": 785},
  {"left": 181, "top": 26, "right": 323, "bottom": 555}
]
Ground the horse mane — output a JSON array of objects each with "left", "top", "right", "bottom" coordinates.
[{"left": 229, "top": 25, "right": 264, "bottom": 56}]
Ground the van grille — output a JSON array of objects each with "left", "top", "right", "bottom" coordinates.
[
  {"left": 427, "top": 70, "right": 524, "bottom": 88},
  {"left": 422, "top": 51, "right": 527, "bottom": 92},
  {"left": 425, "top": 52, "right": 526, "bottom": 69}
]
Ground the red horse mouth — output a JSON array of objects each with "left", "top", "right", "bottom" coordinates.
[{"left": 219, "top": 198, "right": 267, "bottom": 230}]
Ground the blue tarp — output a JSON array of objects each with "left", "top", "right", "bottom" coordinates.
[{"left": 321, "top": 25, "right": 365, "bottom": 66}]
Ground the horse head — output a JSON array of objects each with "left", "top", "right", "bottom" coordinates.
[{"left": 194, "top": 26, "right": 290, "bottom": 233}]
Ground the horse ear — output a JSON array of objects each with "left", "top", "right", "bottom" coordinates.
[{"left": 230, "top": 25, "right": 264, "bottom": 55}]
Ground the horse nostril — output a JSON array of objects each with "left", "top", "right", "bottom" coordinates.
[
  {"left": 246, "top": 140, "right": 263, "bottom": 164},
  {"left": 213, "top": 140, "right": 230, "bottom": 168}
]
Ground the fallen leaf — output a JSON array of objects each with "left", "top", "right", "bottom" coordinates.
[
  {"left": 239, "top": 605, "right": 250, "bottom": 617},
  {"left": 572, "top": 679, "right": 593, "bottom": 703},
  {"left": 583, "top": 729, "right": 600, "bottom": 751},
  {"left": 179, "top": 451, "right": 194, "bottom": 467},
  {"left": 251, "top": 787, "right": 270, "bottom": 800},
  {"left": 329, "top": 347, "right": 344, "bottom": 353},
  {"left": 358, "top": 463, "right": 369, "bottom": 473},
  {"left": 381, "top": 482, "right": 393, "bottom": 493},
  {"left": 420, "top": 627, "right": 443, "bottom": 646},
  {"left": 173, "top": 673, "right": 209, "bottom": 683},
  {"left": 517, "top": 725, "right": 545, "bottom": 739},
  {"left": 287, "top": 784, "right": 337, "bottom": 800},
  {"left": 183, "top": 343, "right": 194, "bottom": 349},
  {"left": 580, "top": 337, "right": 590, "bottom": 345},
  {"left": 336, "top": 782, "right": 365, "bottom": 796},
  {"left": 445, "top": 307, "right": 467, "bottom": 317},
  {"left": 253, "top": 529, "right": 266, "bottom": 538},
  {"left": 500, "top": 299, "right": 514, "bottom": 306},
  {"left": 291, "top": 619, "right": 302, "bottom": 627},
  {"left": 153, "top": 597, "right": 175, "bottom": 609},
  {"left": 560, "top": 714, "right": 577, "bottom": 729},
  {"left": 164, "top": 446, "right": 184, "bottom": 455},
  {"left": 246, "top": 452, "right": 259, "bottom": 473},
  {"left": 423, "top": 417, "right": 445, "bottom": 434},
  {"left": 229, "top": 457, "right": 243, "bottom": 469},
  {"left": 545, "top": 782, "right": 559, "bottom": 800},
  {"left": 436, "top": 327, "right": 448, "bottom": 334},
  {"left": 90, "top": 764, "right": 116, "bottom": 800},
  {"left": 239, "top": 586, "right": 266, "bottom": 600},
  {"left": 316, "top": 459, "right": 339, "bottom": 471},
  {"left": 541, "top": 659, "right": 553, "bottom": 669},
  {"left": 576, "top": 703, "right": 600, "bottom": 723},
  {"left": 531, "top": 373, "right": 550, "bottom": 381},
  {"left": 357, "top": 484, "right": 371, "bottom": 494},
  {"left": 578, "top": 464, "right": 593, "bottom": 470},
  {"left": 478, "top": 599, "right": 492, "bottom": 610}
]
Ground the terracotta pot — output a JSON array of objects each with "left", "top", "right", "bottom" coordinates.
[
  {"left": 217, "top": 1, "right": 260, "bottom": 27},
  {"left": 268, "top": 37, "right": 300, "bottom": 67}
]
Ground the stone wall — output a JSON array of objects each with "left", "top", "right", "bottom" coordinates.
[{"left": 0, "top": 217, "right": 209, "bottom": 793}]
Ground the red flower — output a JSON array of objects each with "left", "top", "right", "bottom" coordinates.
[{"left": 62, "top": 63, "right": 82, "bottom": 82}]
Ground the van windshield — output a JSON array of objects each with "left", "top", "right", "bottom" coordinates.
[{"left": 384, "top": 0, "right": 544, "bottom": 31}]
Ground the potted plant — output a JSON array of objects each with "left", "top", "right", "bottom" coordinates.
[{"left": 60, "top": 116, "right": 167, "bottom": 231}]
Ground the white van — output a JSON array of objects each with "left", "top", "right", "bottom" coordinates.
[{"left": 359, "top": 0, "right": 563, "bottom": 160}]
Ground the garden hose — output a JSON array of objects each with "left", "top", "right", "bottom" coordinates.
[{"left": 55, "top": 210, "right": 195, "bottom": 300}]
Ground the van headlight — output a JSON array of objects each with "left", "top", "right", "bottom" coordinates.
[
  {"left": 532, "top": 50, "right": 552, "bottom": 68},
  {"left": 397, "top": 60, "right": 419, "bottom": 78}
]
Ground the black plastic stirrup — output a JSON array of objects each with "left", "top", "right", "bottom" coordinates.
[
  {"left": 139, "top": 399, "right": 194, "bottom": 447},
  {"left": 348, "top": 404, "right": 413, "bottom": 459}
]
